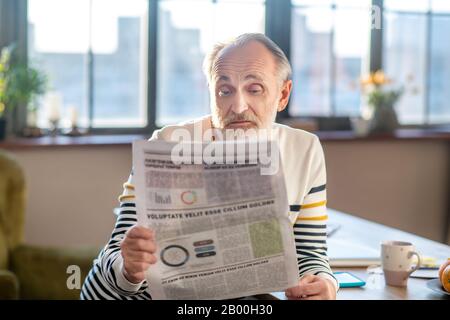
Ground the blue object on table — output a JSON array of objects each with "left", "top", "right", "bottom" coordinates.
[{"left": 334, "top": 272, "right": 366, "bottom": 288}]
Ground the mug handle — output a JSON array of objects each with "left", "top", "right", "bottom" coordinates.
[{"left": 408, "top": 251, "right": 421, "bottom": 275}]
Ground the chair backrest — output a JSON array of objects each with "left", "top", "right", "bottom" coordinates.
[{"left": 0, "top": 150, "right": 26, "bottom": 269}]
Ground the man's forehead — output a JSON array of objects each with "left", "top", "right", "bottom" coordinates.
[
  {"left": 214, "top": 71, "right": 266, "bottom": 83},
  {"left": 211, "top": 41, "right": 277, "bottom": 82},
  {"left": 212, "top": 58, "right": 274, "bottom": 83}
]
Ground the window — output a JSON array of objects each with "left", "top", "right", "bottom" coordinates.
[
  {"left": 429, "top": 12, "right": 450, "bottom": 123},
  {"left": 156, "top": 0, "right": 265, "bottom": 127},
  {"left": 383, "top": 0, "right": 450, "bottom": 124},
  {"left": 15, "top": 0, "right": 450, "bottom": 133},
  {"left": 28, "top": 0, "right": 148, "bottom": 129},
  {"left": 289, "top": 0, "right": 371, "bottom": 117}
]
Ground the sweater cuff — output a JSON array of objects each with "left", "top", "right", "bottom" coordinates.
[
  {"left": 316, "top": 272, "right": 339, "bottom": 293},
  {"left": 112, "top": 255, "right": 146, "bottom": 292}
]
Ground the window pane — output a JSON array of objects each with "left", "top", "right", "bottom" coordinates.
[
  {"left": 431, "top": 0, "right": 450, "bottom": 13},
  {"left": 335, "top": 0, "right": 371, "bottom": 8},
  {"left": 383, "top": 12, "right": 427, "bottom": 124},
  {"left": 156, "top": 0, "right": 265, "bottom": 126},
  {"left": 334, "top": 8, "right": 370, "bottom": 115},
  {"left": 91, "top": 0, "right": 148, "bottom": 128},
  {"left": 384, "top": 0, "right": 429, "bottom": 12},
  {"left": 290, "top": 2, "right": 370, "bottom": 117},
  {"left": 28, "top": 0, "right": 90, "bottom": 129},
  {"left": 28, "top": 0, "right": 147, "bottom": 129},
  {"left": 292, "top": 0, "right": 332, "bottom": 7},
  {"left": 290, "top": 6, "right": 332, "bottom": 116},
  {"left": 292, "top": 0, "right": 371, "bottom": 8},
  {"left": 429, "top": 15, "right": 450, "bottom": 123}
]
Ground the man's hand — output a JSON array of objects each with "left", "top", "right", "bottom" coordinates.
[
  {"left": 285, "top": 274, "right": 336, "bottom": 300},
  {"left": 120, "top": 226, "right": 158, "bottom": 284}
]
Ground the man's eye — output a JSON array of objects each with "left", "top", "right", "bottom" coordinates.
[
  {"left": 248, "top": 85, "right": 263, "bottom": 94},
  {"left": 218, "top": 88, "right": 231, "bottom": 97}
]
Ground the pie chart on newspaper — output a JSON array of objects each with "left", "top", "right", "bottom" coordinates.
[{"left": 160, "top": 245, "right": 190, "bottom": 267}]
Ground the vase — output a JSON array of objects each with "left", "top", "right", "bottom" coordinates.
[{"left": 368, "top": 104, "right": 399, "bottom": 135}]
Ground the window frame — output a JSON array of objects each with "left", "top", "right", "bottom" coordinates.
[
  {"left": 285, "top": 0, "right": 450, "bottom": 127},
  {"left": 382, "top": 2, "right": 450, "bottom": 126},
  {"left": 285, "top": 0, "right": 378, "bottom": 119},
  {"left": 25, "top": 0, "right": 157, "bottom": 135},
  {"left": 3, "top": 0, "right": 450, "bottom": 135}
]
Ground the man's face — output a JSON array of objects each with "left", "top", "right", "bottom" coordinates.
[{"left": 209, "top": 41, "right": 292, "bottom": 130}]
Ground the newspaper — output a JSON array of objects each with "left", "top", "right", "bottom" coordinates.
[{"left": 132, "top": 139, "right": 298, "bottom": 300}]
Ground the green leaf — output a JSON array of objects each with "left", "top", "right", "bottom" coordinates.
[{"left": 0, "top": 43, "right": 48, "bottom": 116}]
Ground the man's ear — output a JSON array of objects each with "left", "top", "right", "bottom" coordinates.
[{"left": 277, "top": 80, "right": 293, "bottom": 112}]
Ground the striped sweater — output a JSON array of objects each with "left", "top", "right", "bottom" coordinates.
[{"left": 81, "top": 116, "right": 338, "bottom": 299}]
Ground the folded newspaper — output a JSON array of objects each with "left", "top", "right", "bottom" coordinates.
[{"left": 132, "top": 139, "right": 298, "bottom": 300}]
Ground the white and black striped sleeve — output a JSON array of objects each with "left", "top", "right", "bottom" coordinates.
[
  {"left": 292, "top": 137, "right": 339, "bottom": 292},
  {"left": 80, "top": 173, "right": 152, "bottom": 300}
]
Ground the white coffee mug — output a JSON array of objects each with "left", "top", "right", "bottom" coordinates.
[{"left": 381, "top": 241, "right": 421, "bottom": 287}]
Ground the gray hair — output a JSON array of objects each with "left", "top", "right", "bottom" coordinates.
[{"left": 202, "top": 33, "right": 292, "bottom": 85}]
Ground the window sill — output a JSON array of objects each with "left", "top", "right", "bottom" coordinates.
[
  {"left": 0, "top": 134, "right": 149, "bottom": 150},
  {"left": 315, "top": 129, "right": 450, "bottom": 142},
  {"left": 1, "top": 129, "right": 450, "bottom": 150}
]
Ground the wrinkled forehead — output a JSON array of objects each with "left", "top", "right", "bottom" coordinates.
[{"left": 211, "top": 43, "right": 278, "bottom": 83}]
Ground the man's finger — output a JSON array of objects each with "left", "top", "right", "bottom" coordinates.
[
  {"left": 284, "top": 288, "right": 294, "bottom": 298},
  {"left": 302, "top": 294, "right": 323, "bottom": 300},
  {"left": 285, "top": 274, "right": 316, "bottom": 298},
  {"left": 286, "top": 282, "right": 322, "bottom": 297},
  {"left": 298, "top": 274, "right": 317, "bottom": 285},
  {"left": 293, "top": 283, "right": 322, "bottom": 297},
  {"left": 300, "top": 283, "right": 322, "bottom": 296},
  {"left": 126, "top": 226, "right": 155, "bottom": 240},
  {"left": 124, "top": 250, "right": 157, "bottom": 264},
  {"left": 126, "top": 238, "right": 157, "bottom": 253},
  {"left": 285, "top": 285, "right": 302, "bottom": 298},
  {"left": 284, "top": 290, "right": 304, "bottom": 300}
]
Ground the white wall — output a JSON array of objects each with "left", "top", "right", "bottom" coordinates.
[
  {"left": 323, "top": 141, "right": 449, "bottom": 244},
  {"left": 13, "top": 145, "right": 132, "bottom": 247},
  {"left": 9, "top": 139, "right": 450, "bottom": 248}
]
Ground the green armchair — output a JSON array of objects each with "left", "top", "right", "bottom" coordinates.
[{"left": 0, "top": 150, "right": 98, "bottom": 299}]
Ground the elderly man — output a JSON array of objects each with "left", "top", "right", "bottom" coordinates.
[{"left": 81, "top": 33, "right": 338, "bottom": 300}]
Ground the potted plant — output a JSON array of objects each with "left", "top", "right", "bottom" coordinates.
[
  {"left": 360, "top": 70, "right": 403, "bottom": 135},
  {"left": 0, "top": 45, "right": 47, "bottom": 140}
]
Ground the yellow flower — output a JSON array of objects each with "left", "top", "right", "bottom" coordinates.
[
  {"left": 360, "top": 70, "right": 391, "bottom": 87},
  {"left": 360, "top": 74, "right": 374, "bottom": 86},
  {"left": 373, "top": 70, "right": 391, "bottom": 85}
]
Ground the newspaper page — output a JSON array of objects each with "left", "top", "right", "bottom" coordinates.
[{"left": 132, "top": 139, "right": 298, "bottom": 300}]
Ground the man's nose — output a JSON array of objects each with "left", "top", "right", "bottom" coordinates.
[{"left": 230, "top": 91, "right": 249, "bottom": 114}]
